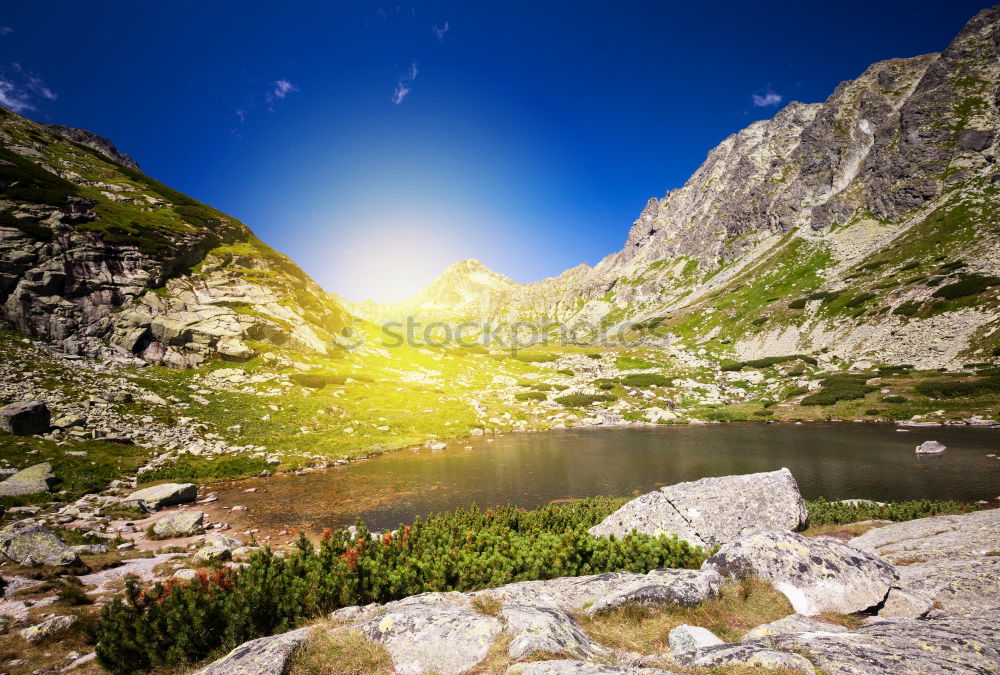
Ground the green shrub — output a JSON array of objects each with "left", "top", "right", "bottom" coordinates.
[
  {"left": 801, "top": 374, "right": 877, "bottom": 406},
  {"left": 515, "top": 391, "right": 547, "bottom": 401},
  {"left": 883, "top": 396, "right": 907, "bottom": 403},
  {"left": 807, "top": 290, "right": 842, "bottom": 303},
  {"left": 586, "top": 353, "right": 602, "bottom": 360},
  {"left": 703, "top": 410, "right": 736, "bottom": 421},
  {"left": 806, "top": 498, "right": 979, "bottom": 527},
  {"left": 931, "top": 274, "right": 1000, "bottom": 300},
  {"left": 554, "top": 393, "right": 617, "bottom": 407},
  {"left": 994, "top": 347, "right": 1000, "bottom": 357},
  {"left": 557, "top": 369, "right": 574, "bottom": 376},
  {"left": 898, "top": 261, "right": 919, "bottom": 272},
  {"left": 0, "top": 146, "right": 79, "bottom": 205},
  {"left": 892, "top": 301, "right": 921, "bottom": 317},
  {"left": 864, "top": 408, "right": 881, "bottom": 416},
  {"left": 290, "top": 373, "right": 346, "bottom": 389},
  {"left": 751, "top": 317, "right": 768, "bottom": 326},
  {"left": 914, "top": 376, "right": 1000, "bottom": 399},
  {"left": 95, "top": 499, "right": 705, "bottom": 671},
  {"left": 876, "top": 365, "right": 913, "bottom": 377},
  {"left": 619, "top": 373, "right": 673, "bottom": 387},
  {"left": 788, "top": 298, "right": 808, "bottom": 309},
  {"left": 515, "top": 353, "right": 557, "bottom": 363},
  {"left": 752, "top": 409, "right": 774, "bottom": 417},
  {"left": 845, "top": 292, "right": 878, "bottom": 308},
  {"left": 0, "top": 210, "right": 54, "bottom": 241}
]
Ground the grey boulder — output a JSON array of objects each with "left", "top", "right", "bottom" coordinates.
[
  {"left": 20, "top": 614, "right": 78, "bottom": 643},
  {"left": 0, "top": 521, "right": 79, "bottom": 567},
  {"left": 500, "top": 604, "right": 609, "bottom": 660},
  {"left": 583, "top": 568, "right": 721, "bottom": 615},
  {"left": 879, "top": 556, "right": 1000, "bottom": 618},
  {"left": 124, "top": 482, "right": 197, "bottom": 510},
  {"left": 0, "top": 462, "right": 55, "bottom": 497},
  {"left": 704, "top": 530, "right": 897, "bottom": 615},
  {"left": 193, "top": 626, "right": 311, "bottom": 675},
  {"left": 677, "top": 642, "right": 816, "bottom": 673},
  {"left": 151, "top": 511, "right": 204, "bottom": 538},
  {"left": 667, "top": 624, "right": 723, "bottom": 653},
  {"left": 0, "top": 400, "right": 50, "bottom": 435},
  {"left": 589, "top": 469, "right": 808, "bottom": 548},
  {"left": 347, "top": 593, "right": 501, "bottom": 674},
  {"left": 506, "top": 661, "right": 679, "bottom": 674}
]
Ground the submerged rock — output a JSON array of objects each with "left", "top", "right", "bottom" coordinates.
[
  {"left": 0, "top": 400, "right": 50, "bottom": 436},
  {"left": 704, "top": 530, "right": 897, "bottom": 615},
  {"left": 124, "top": 483, "right": 197, "bottom": 510},
  {"left": 0, "top": 462, "right": 55, "bottom": 497},
  {"left": 0, "top": 522, "right": 79, "bottom": 567},
  {"left": 193, "top": 626, "right": 311, "bottom": 674},
  {"left": 588, "top": 468, "right": 808, "bottom": 548},
  {"left": 915, "top": 440, "right": 946, "bottom": 454}
]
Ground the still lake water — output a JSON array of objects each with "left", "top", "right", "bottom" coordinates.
[{"left": 213, "top": 423, "right": 1000, "bottom": 534}]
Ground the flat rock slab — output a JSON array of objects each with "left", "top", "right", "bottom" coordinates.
[
  {"left": 20, "top": 614, "right": 77, "bottom": 643},
  {"left": 347, "top": 594, "right": 501, "bottom": 674},
  {"left": 704, "top": 530, "right": 897, "bottom": 615},
  {"left": 678, "top": 642, "right": 816, "bottom": 673},
  {"left": 849, "top": 508, "right": 1000, "bottom": 564},
  {"left": 881, "top": 556, "right": 1000, "bottom": 618},
  {"left": 0, "top": 522, "right": 79, "bottom": 567},
  {"left": 506, "top": 661, "right": 680, "bottom": 674},
  {"left": 589, "top": 469, "right": 808, "bottom": 548},
  {"left": 124, "top": 483, "right": 197, "bottom": 510},
  {"left": 584, "top": 568, "right": 721, "bottom": 615},
  {"left": 193, "top": 627, "right": 311, "bottom": 675},
  {"left": 0, "top": 400, "right": 50, "bottom": 435},
  {"left": 500, "top": 605, "right": 609, "bottom": 660},
  {"left": 474, "top": 569, "right": 717, "bottom": 613},
  {"left": 742, "top": 613, "right": 849, "bottom": 640},
  {"left": 0, "top": 462, "right": 55, "bottom": 497},
  {"left": 767, "top": 612, "right": 1000, "bottom": 674}
]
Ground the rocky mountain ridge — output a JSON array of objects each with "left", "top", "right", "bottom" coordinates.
[
  {"left": 355, "top": 5, "right": 1000, "bottom": 368},
  {"left": 0, "top": 107, "right": 350, "bottom": 368}
]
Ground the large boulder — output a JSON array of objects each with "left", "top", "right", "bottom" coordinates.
[
  {"left": 0, "top": 522, "right": 80, "bottom": 567},
  {"left": 703, "top": 530, "right": 897, "bottom": 615},
  {"left": 0, "top": 400, "right": 50, "bottom": 435},
  {"left": 124, "top": 483, "right": 197, "bottom": 510},
  {"left": 193, "top": 626, "right": 311, "bottom": 675},
  {"left": 151, "top": 511, "right": 204, "bottom": 538},
  {"left": 0, "top": 462, "right": 55, "bottom": 497},
  {"left": 345, "top": 594, "right": 502, "bottom": 674},
  {"left": 849, "top": 508, "right": 1000, "bottom": 564},
  {"left": 588, "top": 469, "right": 808, "bottom": 548},
  {"left": 19, "top": 614, "right": 77, "bottom": 643}
]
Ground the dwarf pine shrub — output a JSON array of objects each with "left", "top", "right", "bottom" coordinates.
[{"left": 96, "top": 498, "right": 704, "bottom": 672}]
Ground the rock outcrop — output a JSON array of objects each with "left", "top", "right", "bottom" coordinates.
[
  {"left": 192, "top": 626, "right": 311, "bottom": 675},
  {"left": 0, "top": 400, "right": 50, "bottom": 435},
  {"left": 703, "top": 530, "right": 897, "bottom": 615},
  {"left": 0, "top": 461, "right": 55, "bottom": 497},
  {"left": 589, "top": 468, "right": 808, "bottom": 548},
  {"left": 0, "top": 522, "right": 79, "bottom": 566},
  {"left": 151, "top": 511, "right": 204, "bottom": 538},
  {"left": 123, "top": 482, "right": 197, "bottom": 510}
]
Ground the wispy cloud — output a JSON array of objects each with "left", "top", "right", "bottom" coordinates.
[
  {"left": 0, "top": 26, "right": 12, "bottom": 36},
  {"left": 752, "top": 89, "right": 782, "bottom": 107},
  {"left": 265, "top": 79, "right": 297, "bottom": 111},
  {"left": 433, "top": 21, "right": 449, "bottom": 44},
  {"left": 392, "top": 60, "right": 419, "bottom": 105},
  {"left": 0, "top": 63, "right": 57, "bottom": 114}
]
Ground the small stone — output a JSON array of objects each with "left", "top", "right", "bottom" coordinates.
[{"left": 668, "top": 624, "right": 724, "bottom": 653}]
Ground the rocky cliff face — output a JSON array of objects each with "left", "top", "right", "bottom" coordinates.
[
  {"left": 0, "top": 107, "right": 349, "bottom": 367},
  {"left": 359, "top": 6, "right": 1000, "bottom": 367}
]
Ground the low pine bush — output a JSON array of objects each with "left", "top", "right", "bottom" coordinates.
[
  {"left": 290, "top": 373, "right": 346, "bottom": 389},
  {"left": 931, "top": 274, "right": 1000, "bottom": 300},
  {"left": 892, "top": 301, "right": 921, "bottom": 317},
  {"left": 554, "top": 393, "right": 617, "bottom": 407},
  {"left": 806, "top": 498, "right": 979, "bottom": 527},
  {"left": 619, "top": 373, "right": 673, "bottom": 387},
  {"left": 515, "top": 391, "right": 547, "bottom": 401},
  {"left": 800, "top": 374, "right": 876, "bottom": 406},
  {"left": 95, "top": 499, "right": 704, "bottom": 672},
  {"left": 915, "top": 376, "right": 1000, "bottom": 399}
]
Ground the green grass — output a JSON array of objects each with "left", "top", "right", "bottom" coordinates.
[
  {"left": 914, "top": 375, "right": 1000, "bottom": 399},
  {"left": 137, "top": 456, "right": 271, "bottom": 484},
  {"left": 619, "top": 373, "right": 673, "bottom": 387},
  {"left": 515, "top": 391, "right": 547, "bottom": 401},
  {"left": 554, "top": 393, "right": 617, "bottom": 407},
  {"left": 800, "top": 374, "right": 877, "bottom": 406},
  {"left": 806, "top": 498, "right": 980, "bottom": 526}
]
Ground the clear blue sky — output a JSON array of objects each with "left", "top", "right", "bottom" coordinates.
[{"left": 1, "top": 1, "right": 992, "bottom": 301}]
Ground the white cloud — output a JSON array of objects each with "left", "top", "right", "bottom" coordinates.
[
  {"left": 270, "top": 79, "right": 296, "bottom": 101},
  {"left": 433, "top": 21, "right": 449, "bottom": 44},
  {"left": 392, "top": 60, "right": 419, "bottom": 105},
  {"left": 0, "top": 63, "right": 56, "bottom": 113},
  {"left": 752, "top": 90, "right": 782, "bottom": 107},
  {"left": 0, "top": 26, "right": 12, "bottom": 36}
]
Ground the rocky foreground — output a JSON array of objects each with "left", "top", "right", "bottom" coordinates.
[{"left": 192, "top": 470, "right": 1000, "bottom": 675}]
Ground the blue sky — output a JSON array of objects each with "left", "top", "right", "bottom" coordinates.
[{"left": 0, "top": 1, "right": 992, "bottom": 301}]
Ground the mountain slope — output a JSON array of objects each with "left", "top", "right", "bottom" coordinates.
[
  {"left": 360, "top": 5, "right": 1000, "bottom": 368},
  {"left": 0, "top": 107, "right": 350, "bottom": 367}
]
